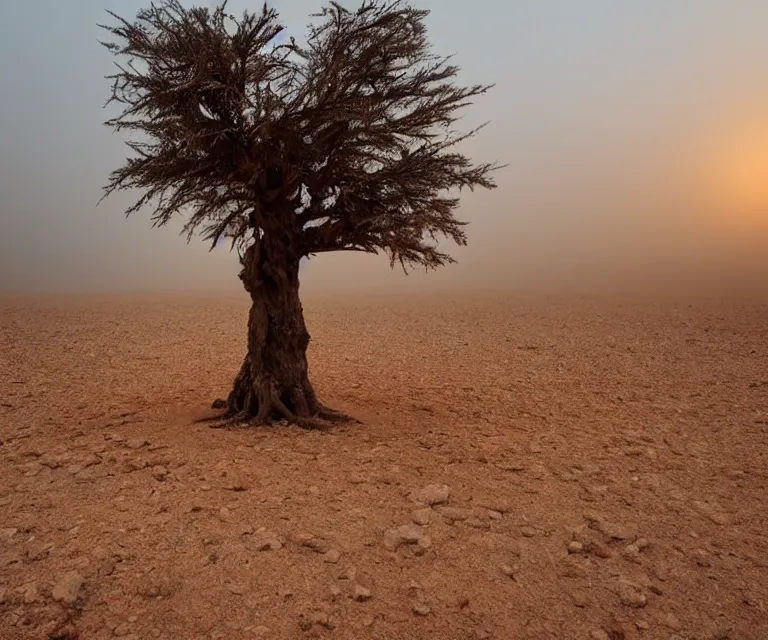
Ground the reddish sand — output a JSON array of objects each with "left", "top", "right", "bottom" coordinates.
[{"left": 0, "top": 292, "right": 766, "bottom": 640}]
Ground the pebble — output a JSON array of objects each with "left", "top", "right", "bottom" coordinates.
[
  {"left": 623, "top": 544, "right": 640, "bottom": 561},
  {"left": 126, "top": 438, "right": 148, "bottom": 450},
  {"left": 52, "top": 571, "right": 85, "bottom": 605},
  {"left": 20, "top": 581, "right": 40, "bottom": 604},
  {"left": 662, "top": 612, "right": 682, "bottom": 631},
  {"left": 151, "top": 466, "right": 168, "bottom": 481},
  {"left": 571, "top": 591, "right": 589, "bottom": 608},
  {"left": 636, "top": 537, "right": 649, "bottom": 551},
  {"left": 0, "top": 527, "right": 18, "bottom": 540},
  {"left": 411, "top": 508, "right": 432, "bottom": 526},
  {"left": 636, "top": 620, "right": 650, "bottom": 631},
  {"left": 520, "top": 526, "right": 536, "bottom": 538},
  {"left": 567, "top": 541, "right": 584, "bottom": 554},
  {"left": 218, "top": 507, "right": 232, "bottom": 522},
  {"left": 255, "top": 538, "right": 282, "bottom": 552},
  {"left": 501, "top": 564, "right": 517, "bottom": 578},
  {"left": 439, "top": 507, "right": 472, "bottom": 524},
  {"left": 618, "top": 579, "right": 647, "bottom": 608},
  {"left": 487, "top": 510, "right": 503, "bottom": 520},
  {"left": 353, "top": 585, "right": 372, "bottom": 602},
  {"left": 590, "top": 632, "right": 609, "bottom": 640},
  {"left": 412, "top": 603, "right": 431, "bottom": 616},
  {"left": 383, "top": 524, "right": 431, "bottom": 551},
  {"left": 591, "top": 541, "right": 612, "bottom": 559},
  {"left": 302, "top": 537, "right": 330, "bottom": 554},
  {"left": 416, "top": 484, "right": 450, "bottom": 506},
  {"left": 324, "top": 549, "right": 341, "bottom": 564}
]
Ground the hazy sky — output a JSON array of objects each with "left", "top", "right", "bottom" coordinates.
[{"left": 1, "top": 0, "right": 768, "bottom": 294}]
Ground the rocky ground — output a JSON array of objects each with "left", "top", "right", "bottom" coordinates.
[{"left": 0, "top": 292, "right": 766, "bottom": 639}]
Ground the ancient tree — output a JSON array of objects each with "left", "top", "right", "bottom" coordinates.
[{"left": 101, "top": 0, "right": 500, "bottom": 427}]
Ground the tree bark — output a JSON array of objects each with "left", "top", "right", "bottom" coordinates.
[{"left": 219, "top": 233, "right": 349, "bottom": 428}]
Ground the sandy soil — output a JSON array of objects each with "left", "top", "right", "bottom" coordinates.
[{"left": 0, "top": 292, "right": 766, "bottom": 640}]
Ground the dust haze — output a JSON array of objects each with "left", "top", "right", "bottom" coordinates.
[{"left": 1, "top": 0, "right": 767, "bottom": 297}]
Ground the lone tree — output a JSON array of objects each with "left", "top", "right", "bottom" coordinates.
[{"left": 101, "top": 0, "right": 500, "bottom": 428}]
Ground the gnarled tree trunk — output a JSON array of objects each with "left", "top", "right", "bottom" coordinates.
[{"left": 220, "top": 234, "right": 349, "bottom": 429}]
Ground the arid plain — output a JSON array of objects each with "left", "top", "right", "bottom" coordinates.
[{"left": 1, "top": 292, "right": 766, "bottom": 640}]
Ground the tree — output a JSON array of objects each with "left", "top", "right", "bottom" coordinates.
[{"left": 100, "top": 0, "right": 501, "bottom": 428}]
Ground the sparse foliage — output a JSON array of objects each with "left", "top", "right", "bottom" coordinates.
[{"left": 101, "top": 0, "right": 500, "bottom": 426}]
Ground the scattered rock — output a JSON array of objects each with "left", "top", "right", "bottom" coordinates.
[
  {"left": 622, "top": 544, "right": 640, "bottom": 562},
  {"left": 0, "top": 527, "right": 18, "bottom": 540},
  {"left": 302, "top": 537, "right": 330, "bottom": 554},
  {"left": 52, "top": 572, "right": 85, "bottom": 605},
  {"left": 383, "top": 523, "right": 431, "bottom": 551},
  {"left": 636, "top": 620, "right": 650, "bottom": 631},
  {"left": 693, "top": 501, "right": 729, "bottom": 525},
  {"left": 487, "top": 510, "right": 503, "bottom": 520},
  {"left": 412, "top": 603, "right": 431, "bottom": 616},
  {"left": 571, "top": 591, "right": 589, "bottom": 608},
  {"left": 568, "top": 541, "right": 584, "bottom": 554},
  {"left": 617, "top": 579, "right": 647, "bottom": 608},
  {"left": 126, "top": 438, "right": 148, "bottom": 450},
  {"left": 353, "top": 585, "right": 372, "bottom": 602},
  {"left": 218, "top": 507, "right": 232, "bottom": 522},
  {"left": 151, "top": 466, "right": 168, "bottom": 481},
  {"left": 590, "top": 632, "right": 610, "bottom": 640},
  {"left": 520, "top": 526, "right": 536, "bottom": 538},
  {"left": 411, "top": 508, "right": 432, "bottom": 526},
  {"left": 501, "top": 564, "right": 517, "bottom": 579},
  {"left": 19, "top": 581, "right": 40, "bottom": 604},
  {"left": 661, "top": 612, "right": 682, "bottom": 631},
  {"left": 324, "top": 549, "right": 341, "bottom": 564},
  {"left": 439, "top": 507, "right": 472, "bottom": 524},
  {"left": 591, "top": 541, "right": 612, "bottom": 559},
  {"left": 416, "top": 484, "right": 450, "bottom": 506},
  {"left": 255, "top": 538, "right": 283, "bottom": 552}
]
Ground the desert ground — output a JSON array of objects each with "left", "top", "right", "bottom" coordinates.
[{"left": 0, "top": 292, "right": 766, "bottom": 640}]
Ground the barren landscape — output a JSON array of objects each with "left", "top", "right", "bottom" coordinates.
[{"left": 1, "top": 292, "right": 766, "bottom": 640}]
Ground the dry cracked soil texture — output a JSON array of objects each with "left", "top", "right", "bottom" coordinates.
[{"left": 0, "top": 292, "right": 767, "bottom": 640}]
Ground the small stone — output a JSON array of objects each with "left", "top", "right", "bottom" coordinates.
[
  {"left": 618, "top": 580, "right": 647, "bottom": 608},
  {"left": 623, "top": 544, "right": 640, "bottom": 561},
  {"left": 353, "top": 585, "right": 372, "bottom": 602},
  {"left": 255, "top": 538, "right": 282, "bottom": 552},
  {"left": 218, "top": 507, "right": 232, "bottom": 522},
  {"left": 324, "top": 549, "right": 341, "bottom": 564},
  {"left": 440, "top": 507, "right": 472, "bottom": 523},
  {"left": 126, "top": 438, "right": 148, "bottom": 450},
  {"left": 52, "top": 571, "right": 85, "bottom": 605},
  {"left": 571, "top": 591, "right": 588, "bottom": 608},
  {"left": 0, "top": 527, "right": 18, "bottom": 540},
  {"left": 302, "top": 537, "right": 330, "bottom": 554},
  {"left": 416, "top": 484, "right": 450, "bottom": 506},
  {"left": 636, "top": 537, "right": 649, "bottom": 551},
  {"left": 20, "top": 581, "right": 40, "bottom": 604},
  {"left": 636, "top": 620, "right": 650, "bottom": 630},
  {"left": 151, "top": 466, "right": 168, "bottom": 481},
  {"left": 590, "top": 632, "right": 610, "bottom": 640},
  {"left": 412, "top": 603, "right": 431, "bottom": 616},
  {"left": 488, "top": 510, "right": 503, "bottom": 520},
  {"left": 411, "top": 508, "right": 432, "bottom": 526},
  {"left": 661, "top": 612, "right": 682, "bottom": 631},
  {"left": 225, "top": 582, "right": 245, "bottom": 595},
  {"left": 591, "top": 541, "right": 612, "bottom": 558},
  {"left": 384, "top": 523, "right": 428, "bottom": 550},
  {"left": 520, "top": 526, "right": 536, "bottom": 538},
  {"left": 568, "top": 541, "right": 584, "bottom": 554},
  {"left": 501, "top": 564, "right": 517, "bottom": 578}
]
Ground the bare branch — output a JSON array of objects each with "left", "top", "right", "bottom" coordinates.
[{"left": 101, "top": 0, "right": 502, "bottom": 270}]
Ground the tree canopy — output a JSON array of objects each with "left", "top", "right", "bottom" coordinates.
[{"left": 100, "top": 0, "right": 501, "bottom": 272}]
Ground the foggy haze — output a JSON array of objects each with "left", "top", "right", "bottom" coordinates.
[{"left": 1, "top": 0, "right": 767, "bottom": 296}]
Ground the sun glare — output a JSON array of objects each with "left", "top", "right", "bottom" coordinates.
[{"left": 705, "top": 119, "right": 768, "bottom": 230}]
